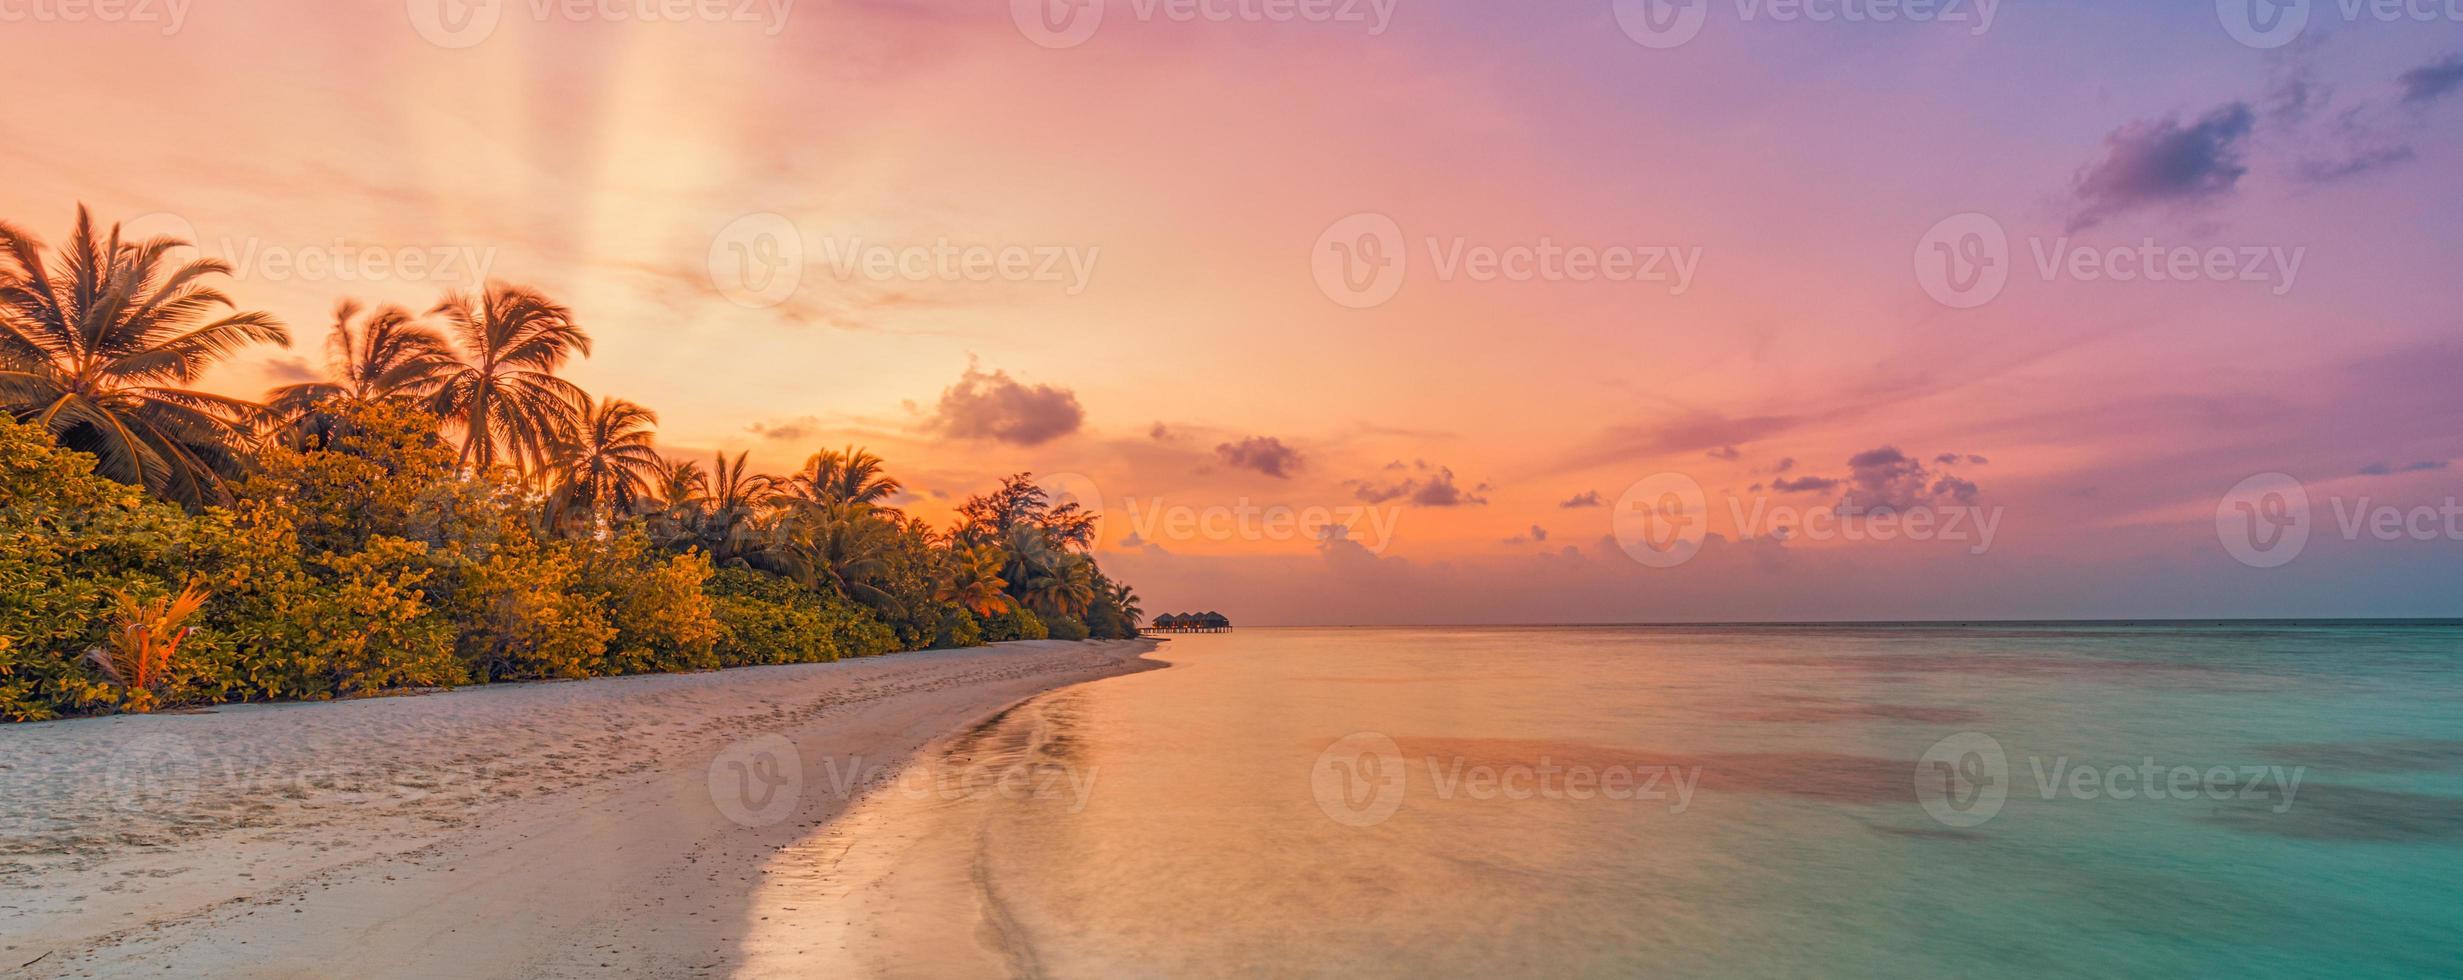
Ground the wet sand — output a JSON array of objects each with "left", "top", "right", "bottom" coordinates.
[{"left": 0, "top": 639, "right": 1160, "bottom": 978}]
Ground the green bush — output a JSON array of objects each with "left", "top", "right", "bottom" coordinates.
[
  {"left": 0, "top": 417, "right": 205, "bottom": 720},
  {"left": 932, "top": 609, "right": 985, "bottom": 649},
  {"left": 978, "top": 606, "right": 1048, "bottom": 642},
  {"left": 1043, "top": 614, "right": 1091, "bottom": 641},
  {"left": 707, "top": 567, "right": 896, "bottom": 666},
  {"left": 579, "top": 531, "right": 722, "bottom": 674}
]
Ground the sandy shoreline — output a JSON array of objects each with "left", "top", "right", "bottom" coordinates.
[{"left": 0, "top": 639, "right": 1162, "bottom": 978}]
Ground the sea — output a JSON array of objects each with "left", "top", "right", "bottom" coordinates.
[{"left": 745, "top": 623, "right": 2463, "bottom": 978}]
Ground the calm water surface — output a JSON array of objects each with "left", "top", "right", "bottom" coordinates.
[{"left": 773, "top": 624, "right": 2463, "bottom": 978}]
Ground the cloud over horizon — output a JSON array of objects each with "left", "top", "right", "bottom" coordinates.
[{"left": 923, "top": 362, "right": 1085, "bottom": 447}]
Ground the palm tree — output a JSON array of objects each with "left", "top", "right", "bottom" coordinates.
[
  {"left": 650, "top": 455, "right": 708, "bottom": 512},
  {"left": 788, "top": 446, "right": 902, "bottom": 508},
  {"left": 429, "top": 283, "right": 589, "bottom": 476},
  {"left": 548, "top": 396, "right": 662, "bottom": 526},
  {"left": 1108, "top": 580, "right": 1143, "bottom": 631},
  {"left": 773, "top": 500, "right": 903, "bottom": 614},
  {"left": 0, "top": 206, "right": 289, "bottom": 506},
  {"left": 263, "top": 299, "right": 454, "bottom": 447},
  {"left": 1021, "top": 552, "right": 1097, "bottom": 620},
  {"left": 701, "top": 450, "right": 777, "bottom": 563},
  {"left": 935, "top": 544, "right": 1016, "bottom": 618}
]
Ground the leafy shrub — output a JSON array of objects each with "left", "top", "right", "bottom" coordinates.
[
  {"left": 0, "top": 416, "right": 205, "bottom": 720},
  {"left": 578, "top": 530, "right": 721, "bottom": 674},
  {"left": 707, "top": 567, "right": 895, "bottom": 666},
  {"left": 978, "top": 606, "right": 1049, "bottom": 642},
  {"left": 932, "top": 609, "right": 984, "bottom": 650},
  {"left": 1043, "top": 614, "right": 1091, "bottom": 641},
  {"left": 449, "top": 528, "right": 615, "bottom": 681}
]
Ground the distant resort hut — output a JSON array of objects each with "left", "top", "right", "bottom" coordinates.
[{"left": 1145, "top": 611, "right": 1231, "bottom": 634}]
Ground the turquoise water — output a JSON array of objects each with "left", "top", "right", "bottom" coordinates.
[{"left": 814, "top": 624, "right": 2463, "bottom": 977}]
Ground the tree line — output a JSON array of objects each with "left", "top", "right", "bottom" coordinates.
[{"left": 0, "top": 207, "right": 1144, "bottom": 721}]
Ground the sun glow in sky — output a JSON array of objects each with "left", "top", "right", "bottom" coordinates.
[{"left": 4, "top": 0, "right": 2460, "bottom": 622}]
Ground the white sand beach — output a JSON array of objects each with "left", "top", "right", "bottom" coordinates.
[{"left": 0, "top": 639, "right": 1160, "bottom": 978}]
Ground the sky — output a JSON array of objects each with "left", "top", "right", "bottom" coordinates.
[{"left": 2, "top": 0, "right": 2459, "bottom": 623}]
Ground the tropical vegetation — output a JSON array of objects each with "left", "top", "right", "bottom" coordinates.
[{"left": 0, "top": 207, "right": 1145, "bottom": 722}]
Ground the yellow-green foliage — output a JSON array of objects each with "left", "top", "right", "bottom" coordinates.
[
  {"left": 978, "top": 606, "right": 1049, "bottom": 642},
  {"left": 0, "top": 416, "right": 204, "bottom": 720},
  {"left": 708, "top": 567, "right": 898, "bottom": 666},
  {"left": 578, "top": 529, "right": 722, "bottom": 674},
  {"left": 451, "top": 526, "right": 616, "bottom": 681}
]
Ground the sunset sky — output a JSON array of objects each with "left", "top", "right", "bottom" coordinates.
[{"left": 4, "top": 0, "right": 2459, "bottom": 622}]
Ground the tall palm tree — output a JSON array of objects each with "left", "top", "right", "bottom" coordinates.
[
  {"left": 430, "top": 283, "right": 589, "bottom": 476},
  {"left": 773, "top": 500, "right": 902, "bottom": 614},
  {"left": 548, "top": 396, "right": 661, "bottom": 526},
  {"left": 788, "top": 445, "right": 903, "bottom": 508},
  {"left": 0, "top": 206, "right": 288, "bottom": 506},
  {"left": 935, "top": 544, "right": 1016, "bottom": 618},
  {"left": 1021, "top": 551, "right": 1097, "bottom": 620},
  {"left": 700, "top": 450, "right": 777, "bottom": 564},
  {"left": 650, "top": 455, "right": 708, "bottom": 512},
  {"left": 263, "top": 299, "right": 454, "bottom": 447},
  {"left": 1108, "top": 580, "right": 1143, "bottom": 631}
]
